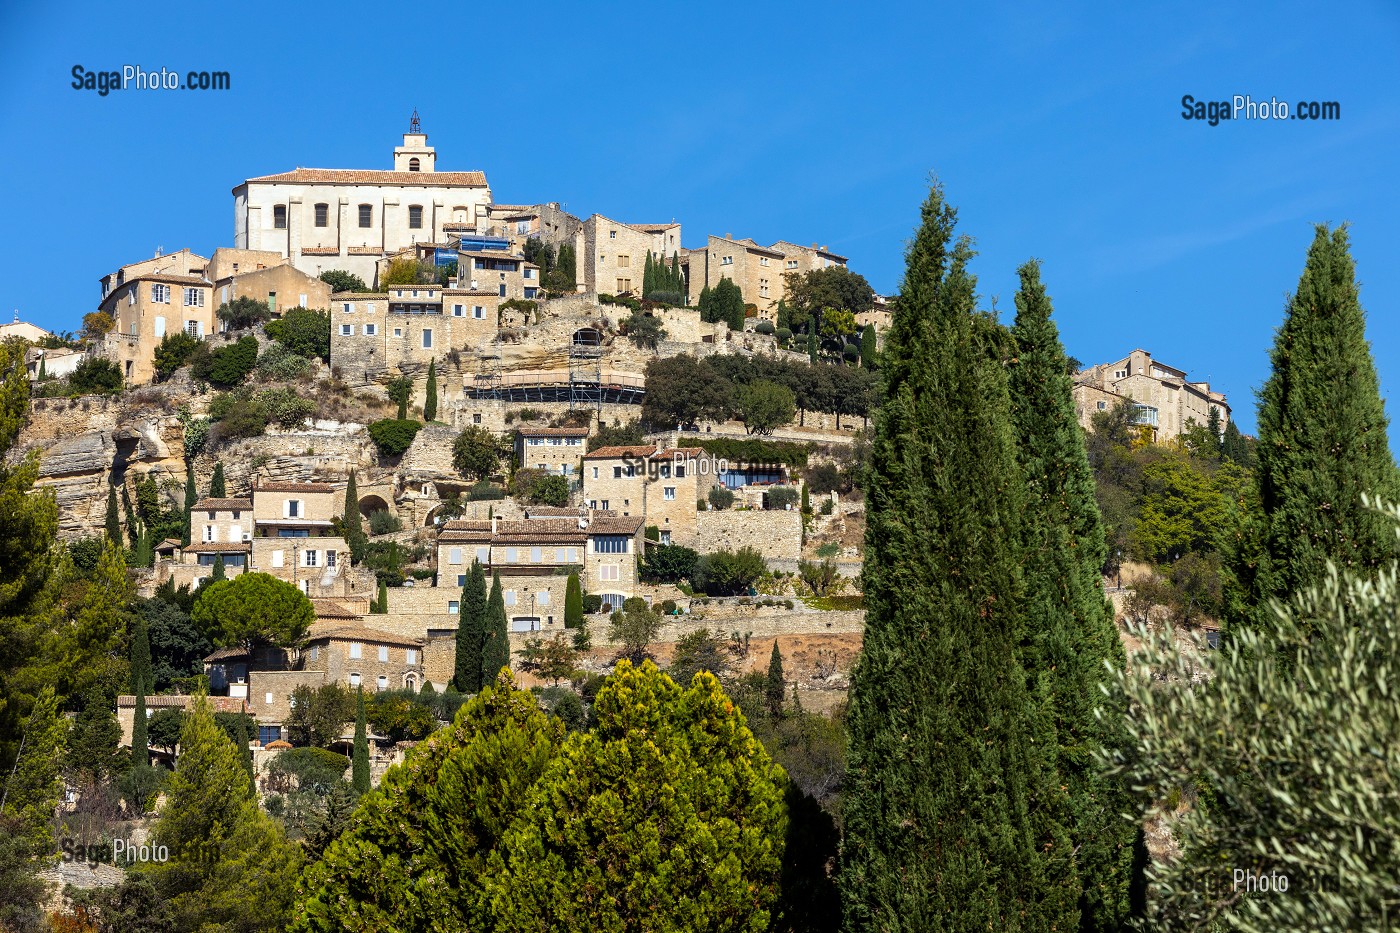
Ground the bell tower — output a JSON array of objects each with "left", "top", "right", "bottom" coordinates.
[{"left": 394, "top": 110, "right": 436, "bottom": 172}]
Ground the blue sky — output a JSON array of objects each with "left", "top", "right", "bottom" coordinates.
[{"left": 1, "top": 1, "right": 1397, "bottom": 434}]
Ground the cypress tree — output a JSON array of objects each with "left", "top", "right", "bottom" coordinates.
[
  {"left": 344, "top": 471, "right": 367, "bottom": 565},
  {"left": 133, "top": 526, "right": 152, "bottom": 568},
  {"left": 130, "top": 614, "right": 154, "bottom": 696},
  {"left": 807, "top": 331, "right": 819, "bottom": 363},
  {"left": 211, "top": 554, "right": 226, "bottom": 582},
  {"left": 209, "top": 462, "right": 226, "bottom": 498},
  {"left": 453, "top": 561, "right": 488, "bottom": 692},
  {"left": 671, "top": 252, "right": 682, "bottom": 294},
  {"left": 564, "top": 572, "right": 583, "bottom": 629},
  {"left": 643, "top": 251, "right": 655, "bottom": 297},
  {"left": 121, "top": 483, "right": 139, "bottom": 547},
  {"left": 1232, "top": 224, "right": 1400, "bottom": 637},
  {"left": 132, "top": 687, "right": 149, "bottom": 769},
  {"left": 1008, "top": 259, "right": 1132, "bottom": 929},
  {"left": 860, "top": 324, "right": 877, "bottom": 369},
  {"left": 236, "top": 715, "right": 254, "bottom": 777},
  {"left": 375, "top": 579, "right": 388, "bottom": 614},
  {"left": 36, "top": 356, "right": 45, "bottom": 380},
  {"left": 182, "top": 459, "right": 197, "bottom": 546},
  {"left": 352, "top": 688, "right": 370, "bottom": 793},
  {"left": 840, "top": 184, "right": 1068, "bottom": 931},
  {"left": 765, "top": 641, "right": 785, "bottom": 717},
  {"left": 481, "top": 571, "right": 510, "bottom": 685},
  {"left": 105, "top": 483, "right": 121, "bottom": 546},
  {"left": 698, "top": 285, "right": 713, "bottom": 322},
  {"left": 424, "top": 358, "right": 438, "bottom": 422},
  {"left": 397, "top": 392, "right": 408, "bottom": 420}
]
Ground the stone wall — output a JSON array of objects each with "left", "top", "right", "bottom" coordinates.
[{"left": 687, "top": 509, "right": 803, "bottom": 561}]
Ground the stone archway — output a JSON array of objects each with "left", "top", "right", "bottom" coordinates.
[{"left": 358, "top": 494, "right": 390, "bottom": 519}]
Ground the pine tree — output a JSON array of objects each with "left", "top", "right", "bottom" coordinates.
[
  {"left": 1232, "top": 224, "right": 1400, "bottom": 637},
  {"left": 182, "top": 459, "right": 197, "bottom": 546},
  {"left": 840, "top": 184, "right": 1069, "bottom": 931},
  {"left": 209, "top": 461, "right": 226, "bottom": 498},
  {"left": 424, "top": 358, "right": 438, "bottom": 422},
  {"left": 236, "top": 714, "right": 254, "bottom": 777},
  {"left": 343, "top": 471, "right": 367, "bottom": 565},
  {"left": 564, "top": 572, "right": 583, "bottom": 629},
  {"left": 212, "top": 553, "right": 226, "bottom": 582},
  {"left": 132, "top": 687, "right": 149, "bottom": 769},
  {"left": 454, "top": 561, "right": 488, "bottom": 693},
  {"left": 351, "top": 688, "right": 370, "bottom": 793},
  {"left": 106, "top": 483, "right": 121, "bottom": 545},
  {"left": 3, "top": 687, "right": 65, "bottom": 854},
  {"left": 130, "top": 614, "right": 154, "bottom": 696},
  {"left": 1008, "top": 258, "right": 1132, "bottom": 930},
  {"left": 481, "top": 571, "right": 510, "bottom": 684},
  {"left": 765, "top": 641, "right": 785, "bottom": 717}
]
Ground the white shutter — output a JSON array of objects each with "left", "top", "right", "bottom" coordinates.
[{"left": 154, "top": 316, "right": 166, "bottom": 339}]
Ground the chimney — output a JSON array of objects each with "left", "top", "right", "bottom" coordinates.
[
  {"left": 491, "top": 514, "right": 498, "bottom": 535},
  {"left": 725, "top": 233, "right": 732, "bottom": 240}
]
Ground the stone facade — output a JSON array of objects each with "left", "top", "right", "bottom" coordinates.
[
  {"left": 329, "top": 288, "right": 501, "bottom": 385},
  {"left": 97, "top": 254, "right": 216, "bottom": 386},
  {"left": 515, "top": 425, "right": 588, "bottom": 476},
  {"left": 582, "top": 444, "right": 712, "bottom": 543},
  {"left": 233, "top": 128, "right": 493, "bottom": 287},
  {"left": 1073, "top": 349, "right": 1230, "bottom": 443},
  {"left": 249, "top": 480, "right": 351, "bottom": 595},
  {"left": 685, "top": 234, "right": 785, "bottom": 319},
  {"left": 304, "top": 625, "right": 425, "bottom": 693},
  {"left": 576, "top": 214, "right": 682, "bottom": 296},
  {"left": 458, "top": 249, "right": 541, "bottom": 300},
  {"left": 212, "top": 260, "right": 331, "bottom": 316},
  {"left": 692, "top": 508, "right": 803, "bottom": 561}
]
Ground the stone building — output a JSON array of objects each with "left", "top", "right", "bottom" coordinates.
[
  {"left": 249, "top": 480, "right": 350, "bottom": 595},
  {"left": 770, "top": 240, "right": 848, "bottom": 276},
  {"left": 301, "top": 625, "right": 426, "bottom": 694},
  {"left": 684, "top": 234, "right": 785, "bottom": 319},
  {"left": 328, "top": 286, "right": 501, "bottom": 384},
  {"left": 206, "top": 249, "right": 331, "bottom": 316},
  {"left": 96, "top": 249, "right": 216, "bottom": 386},
  {"left": 1073, "top": 349, "right": 1230, "bottom": 443},
  {"left": 582, "top": 444, "right": 711, "bottom": 544},
  {"left": 1, "top": 313, "right": 55, "bottom": 344},
  {"left": 232, "top": 118, "right": 493, "bottom": 288},
  {"left": 457, "top": 249, "right": 541, "bottom": 300},
  {"left": 557, "top": 214, "right": 682, "bottom": 296},
  {"left": 515, "top": 425, "right": 588, "bottom": 476},
  {"left": 116, "top": 694, "right": 249, "bottom": 749}
]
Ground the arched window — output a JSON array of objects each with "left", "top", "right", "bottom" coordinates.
[
  {"left": 358, "top": 204, "right": 372, "bottom": 228},
  {"left": 408, "top": 205, "right": 423, "bottom": 230},
  {"left": 408, "top": 157, "right": 420, "bottom": 172},
  {"left": 273, "top": 204, "right": 287, "bottom": 229},
  {"left": 314, "top": 203, "right": 328, "bottom": 227}
]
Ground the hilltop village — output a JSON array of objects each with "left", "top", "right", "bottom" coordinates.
[{"left": 7, "top": 119, "right": 1232, "bottom": 766}]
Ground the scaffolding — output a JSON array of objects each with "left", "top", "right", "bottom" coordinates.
[{"left": 568, "top": 340, "right": 604, "bottom": 411}]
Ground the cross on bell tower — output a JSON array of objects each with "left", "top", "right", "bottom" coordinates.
[
  {"left": 395, "top": 112, "right": 436, "bottom": 172},
  {"left": 409, "top": 109, "right": 421, "bottom": 133}
]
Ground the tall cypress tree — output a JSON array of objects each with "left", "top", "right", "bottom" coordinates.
[
  {"left": 840, "top": 184, "right": 1068, "bottom": 931},
  {"left": 765, "top": 642, "right": 785, "bottom": 717},
  {"left": 481, "top": 571, "right": 510, "bottom": 685},
  {"left": 860, "top": 324, "right": 877, "bottom": 370},
  {"left": 375, "top": 579, "right": 388, "bottom": 614},
  {"left": 1232, "top": 224, "right": 1400, "bottom": 637},
  {"left": 209, "top": 461, "right": 226, "bottom": 498},
  {"left": 132, "top": 687, "right": 149, "bottom": 769},
  {"left": 643, "top": 251, "right": 655, "bottom": 297},
  {"left": 182, "top": 459, "right": 197, "bottom": 546},
  {"left": 351, "top": 688, "right": 370, "bottom": 793},
  {"left": 424, "top": 358, "right": 438, "bottom": 422},
  {"left": 130, "top": 614, "right": 154, "bottom": 697},
  {"left": 1008, "top": 259, "right": 1132, "bottom": 929},
  {"left": 105, "top": 483, "right": 121, "bottom": 546},
  {"left": 453, "top": 561, "right": 488, "bottom": 693},
  {"left": 211, "top": 554, "right": 226, "bottom": 582},
  {"left": 343, "top": 471, "right": 367, "bottom": 565},
  {"left": 121, "top": 483, "right": 139, "bottom": 547},
  {"left": 564, "top": 572, "right": 583, "bottom": 629},
  {"left": 671, "top": 252, "right": 681, "bottom": 294}
]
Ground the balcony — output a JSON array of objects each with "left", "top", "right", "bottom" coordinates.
[{"left": 1129, "top": 404, "right": 1159, "bottom": 428}]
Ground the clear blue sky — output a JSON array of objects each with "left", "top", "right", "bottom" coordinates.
[{"left": 1, "top": 1, "right": 1397, "bottom": 434}]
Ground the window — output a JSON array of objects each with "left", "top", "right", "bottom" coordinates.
[
  {"left": 377, "top": 675, "right": 388, "bottom": 691},
  {"left": 273, "top": 205, "right": 287, "bottom": 229},
  {"left": 340, "top": 324, "right": 354, "bottom": 336},
  {"left": 265, "top": 692, "right": 274, "bottom": 705},
  {"left": 359, "top": 204, "right": 372, "bottom": 227},
  {"left": 600, "top": 500, "right": 609, "bottom": 510},
  {"left": 349, "top": 672, "right": 361, "bottom": 688},
  {"left": 453, "top": 304, "right": 463, "bottom": 317},
  {"left": 613, "top": 466, "right": 623, "bottom": 479},
  {"left": 562, "top": 547, "right": 578, "bottom": 563},
  {"left": 151, "top": 283, "right": 170, "bottom": 303},
  {"left": 664, "top": 486, "right": 676, "bottom": 501},
  {"left": 183, "top": 287, "right": 204, "bottom": 307},
  {"left": 314, "top": 203, "right": 328, "bottom": 227},
  {"left": 531, "top": 547, "right": 542, "bottom": 563},
  {"left": 592, "top": 467, "right": 599, "bottom": 479},
  {"left": 327, "top": 550, "right": 336, "bottom": 567},
  {"left": 499, "top": 284, "right": 506, "bottom": 297},
  {"left": 759, "top": 257, "right": 769, "bottom": 266},
  {"left": 721, "top": 255, "right": 734, "bottom": 265},
  {"left": 349, "top": 642, "right": 362, "bottom": 659},
  {"left": 616, "top": 278, "right": 632, "bottom": 292},
  {"left": 449, "top": 547, "right": 462, "bottom": 564},
  {"left": 408, "top": 157, "right": 420, "bottom": 172},
  {"left": 271, "top": 549, "right": 284, "bottom": 568},
  {"left": 473, "top": 413, "right": 482, "bottom": 424},
  {"left": 609, "top": 229, "right": 616, "bottom": 239},
  {"left": 203, "top": 525, "right": 215, "bottom": 542},
  {"left": 594, "top": 535, "right": 629, "bottom": 554},
  {"left": 1097, "top": 401, "right": 1106, "bottom": 410},
  {"left": 505, "top": 548, "right": 518, "bottom": 563},
  {"left": 378, "top": 646, "right": 388, "bottom": 662},
  {"left": 456, "top": 574, "right": 466, "bottom": 587},
  {"left": 394, "top": 327, "right": 402, "bottom": 337},
  {"left": 675, "top": 464, "right": 686, "bottom": 478},
  {"left": 364, "top": 323, "right": 376, "bottom": 335},
  {"left": 422, "top": 329, "right": 432, "bottom": 349},
  {"left": 759, "top": 279, "right": 769, "bottom": 298},
  {"left": 185, "top": 319, "right": 201, "bottom": 337},
  {"left": 409, "top": 205, "right": 423, "bottom": 229},
  {"left": 473, "top": 305, "right": 484, "bottom": 319},
  {"left": 505, "top": 590, "right": 517, "bottom": 606},
  {"left": 304, "top": 550, "right": 319, "bottom": 567},
  {"left": 286, "top": 499, "right": 301, "bottom": 517},
  {"left": 476, "top": 546, "right": 489, "bottom": 563},
  {"left": 406, "top": 649, "right": 417, "bottom": 664},
  {"left": 617, "top": 255, "right": 630, "bottom": 268},
  {"left": 786, "top": 259, "right": 799, "bottom": 269},
  {"left": 600, "top": 565, "right": 619, "bottom": 582}
]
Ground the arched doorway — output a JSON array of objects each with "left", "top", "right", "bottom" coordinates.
[{"left": 358, "top": 494, "right": 390, "bottom": 519}]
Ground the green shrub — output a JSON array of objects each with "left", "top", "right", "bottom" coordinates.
[
  {"left": 582, "top": 594, "right": 603, "bottom": 614},
  {"left": 696, "top": 437, "right": 810, "bottom": 468},
  {"left": 639, "top": 544, "right": 699, "bottom": 584},
  {"left": 776, "top": 327, "right": 793, "bottom": 345},
  {"left": 68, "top": 356, "right": 123, "bottom": 395},
  {"left": 465, "top": 480, "right": 505, "bottom": 502},
  {"left": 320, "top": 270, "right": 370, "bottom": 293},
  {"left": 216, "top": 296, "right": 272, "bottom": 330},
  {"left": 765, "top": 486, "right": 800, "bottom": 510},
  {"left": 708, "top": 486, "right": 736, "bottom": 510},
  {"left": 267, "top": 746, "right": 349, "bottom": 789},
  {"left": 257, "top": 343, "right": 311, "bottom": 379},
  {"left": 805, "top": 461, "right": 844, "bottom": 495},
  {"left": 209, "top": 390, "right": 270, "bottom": 441},
  {"left": 153, "top": 332, "right": 202, "bottom": 381},
  {"left": 820, "top": 498, "right": 835, "bottom": 515},
  {"left": 754, "top": 320, "right": 775, "bottom": 336},
  {"left": 192, "top": 335, "right": 259, "bottom": 387},
  {"left": 693, "top": 546, "right": 767, "bottom": 596},
  {"left": 368, "top": 509, "right": 402, "bottom": 535},
  {"left": 368, "top": 418, "right": 422, "bottom": 456},
  {"left": 258, "top": 387, "right": 316, "bottom": 428},
  {"left": 266, "top": 308, "right": 331, "bottom": 363}
]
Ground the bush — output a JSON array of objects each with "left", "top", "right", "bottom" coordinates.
[
  {"left": 153, "top": 332, "right": 202, "bottom": 381},
  {"left": 820, "top": 498, "right": 835, "bottom": 515},
  {"left": 266, "top": 308, "right": 331, "bottom": 363},
  {"left": 765, "top": 486, "right": 800, "bottom": 510},
  {"left": 208, "top": 390, "right": 270, "bottom": 441},
  {"left": 775, "top": 327, "right": 793, "bottom": 345},
  {"left": 696, "top": 437, "right": 810, "bottom": 468},
  {"left": 368, "top": 509, "right": 402, "bottom": 535},
  {"left": 192, "top": 335, "right": 259, "bottom": 387},
  {"left": 368, "top": 418, "right": 423, "bottom": 456},
  {"left": 453, "top": 426, "right": 502, "bottom": 479},
  {"left": 320, "top": 270, "right": 370, "bottom": 293},
  {"left": 465, "top": 480, "right": 505, "bottom": 502},
  {"left": 754, "top": 320, "right": 775, "bottom": 336},
  {"left": 640, "top": 544, "right": 699, "bottom": 584},
  {"left": 510, "top": 469, "right": 569, "bottom": 507},
  {"left": 259, "top": 387, "right": 317, "bottom": 428},
  {"left": 216, "top": 296, "right": 272, "bottom": 330},
  {"left": 708, "top": 487, "right": 736, "bottom": 510},
  {"left": 805, "top": 461, "right": 844, "bottom": 495},
  {"left": 267, "top": 746, "right": 349, "bottom": 790},
  {"left": 694, "top": 547, "right": 768, "bottom": 596},
  {"left": 68, "top": 356, "right": 123, "bottom": 395},
  {"left": 582, "top": 594, "right": 603, "bottom": 614},
  {"left": 256, "top": 342, "right": 312, "bottom": 379}
]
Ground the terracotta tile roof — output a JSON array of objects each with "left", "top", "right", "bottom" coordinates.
[
  {"left": 458, "top": 249, "right": 523, "bottom": 261},
  {"left": 117, "top": 694, "right": 247, "bottom": 714},
  {"left": 771, "top": 240, "right": 849, "bottom": 262},
  {"left": 515, "top": 425, "right": 589, "bottom": 437},
  {"left": 243, "top": 168, "right": 489, "bottom": 188},
  {"left": 193, "top": 498, "right": 252, "bottom": 511},
  {"left": 587, "top": 514, "right": 646, "bottom": 535},
  {"left": 308, "top": 626, "right": 424, "bottom": 648},
  {"left": 488, "top": 203, "right": 534, "bottom": 212},
  {"left": 300, "top": 247, "right": 341, "bottom": 256},
  {"left": 182, "top": 542, "right": 252, "bottom": 554},
  {"left": 441, "top": 288, "right": 501, "bottom": 297},
  {"left": 523, "top": 506, "right": 584, "bottom": 517},
  {"left": 203, "top": 647, "right": 250, "bottom": 662},
  {"left": 311, "top": 600, "right": 360, "bottom": 620},
  {"left": 122, "top": 273, "right": 212, "bottom": 287},
  {"left": 631, "top": 222, "right": 679, "bottom": 233},
  {"left": 347, "top": 246, "right": 386, "bottom": 256},
  {"left": 154, "top": 538, "right": 182, "bottom": 552},
  {"left": 583, "top": 444, "right": 659, "bottom": 460},
  {"left": 331, "top": 292, "right": 390, "bottom": 300},
  {"left": 255, "top": 481, "right": 338, "bottom": 493}
]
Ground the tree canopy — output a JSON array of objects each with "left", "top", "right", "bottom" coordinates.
[{"left": 191, "top": 572, "right": 314, "bottom": 652}]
